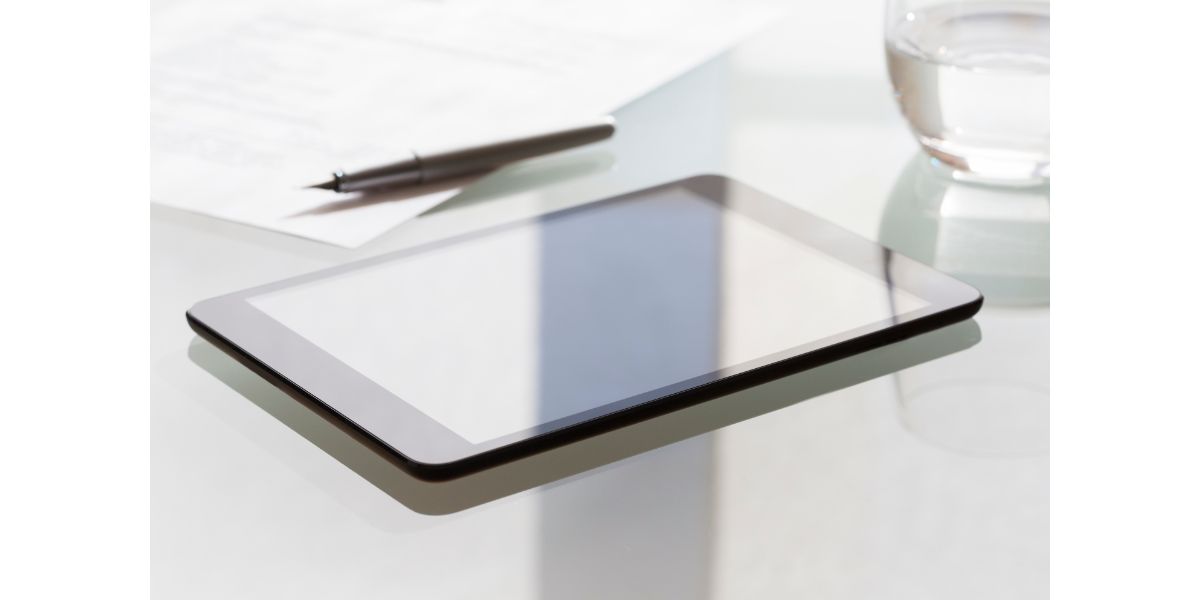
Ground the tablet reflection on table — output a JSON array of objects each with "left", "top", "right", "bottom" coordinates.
[{"left": 187, "top": 318, "right": 980, "bottom": 516}]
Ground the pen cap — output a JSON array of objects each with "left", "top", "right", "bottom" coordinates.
[{"left": 336, "top": 151, "right": 424, "bottom": 193}]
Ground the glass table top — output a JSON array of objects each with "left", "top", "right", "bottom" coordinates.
[{"left": 150, "top": 8, "right": 1048, "bottom": 598}]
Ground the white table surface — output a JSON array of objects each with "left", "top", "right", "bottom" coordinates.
[{"left": 150, "top": 8, "right": 1049, "bottom": 598}]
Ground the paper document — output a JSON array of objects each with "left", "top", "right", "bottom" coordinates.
[{"left": 151, "top": 0, "right": 777, "bottom": 247}]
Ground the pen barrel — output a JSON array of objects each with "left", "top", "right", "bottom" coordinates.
[
  {"left": 328, "top": 117, "right": 614, "bottom": 193},
  {"left": 415, "top": 117, "right": 616, "bottom": 182}
]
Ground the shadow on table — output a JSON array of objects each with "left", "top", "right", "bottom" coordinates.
[
  {"left": 422, "top": 150, "right": 617, "bottom": 216},
  {"left": 187, "top": 319, "right": 980, "bottom": 515}
]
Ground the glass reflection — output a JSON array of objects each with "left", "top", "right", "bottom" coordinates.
[
  {"left": 880, "top": 153, "right": 1049, "bottom": 457},
  {"left": 880, "top": 154, "right": 1050, "bottom": 307}
]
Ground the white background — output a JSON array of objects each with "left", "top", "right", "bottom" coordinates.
[{"left": 2, "top": 0, "right": 1199, "bottom": 598}]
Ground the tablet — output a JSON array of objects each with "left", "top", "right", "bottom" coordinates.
[{"left": 188, "top": 175, "right": 982, "bottom": 479}]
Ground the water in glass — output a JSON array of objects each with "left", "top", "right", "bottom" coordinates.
[{"left": 887, "top": 2, "right": 1050, "bottom": 183}]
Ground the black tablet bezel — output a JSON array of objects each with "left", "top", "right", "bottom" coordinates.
[{"left": 187, "top": 175, "right": 982, "bottom": 480}]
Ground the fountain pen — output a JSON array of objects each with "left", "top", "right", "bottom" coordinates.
[{"left": 308, "top": 116, "right": 616, "bottom": 194}]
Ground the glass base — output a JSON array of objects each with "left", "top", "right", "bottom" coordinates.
[{"left": 920, "top": 140, "right": 1050, "bottom": 188}]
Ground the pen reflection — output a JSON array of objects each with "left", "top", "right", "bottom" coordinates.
[
  {"left": 287, "top": 174, "right": 471, "bottom": 218},
  {"left": 288, "top": 150, "right": 616, "bottom": 219}
]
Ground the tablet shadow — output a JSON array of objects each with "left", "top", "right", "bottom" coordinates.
[{"left": 187, "top": 320, "right": 979, "bottom": 515}]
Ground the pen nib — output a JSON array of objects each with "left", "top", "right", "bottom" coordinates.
[{"left": 306, "top": 179, "right": 338, "bottom": 191}]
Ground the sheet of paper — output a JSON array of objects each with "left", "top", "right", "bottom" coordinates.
[{"left": 150, "top": 0, "right": 778, "bottom": 247}]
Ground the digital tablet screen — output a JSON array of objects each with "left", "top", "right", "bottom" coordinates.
[{"left": 248, "top": 187, "right": 928, "bottom": 443}]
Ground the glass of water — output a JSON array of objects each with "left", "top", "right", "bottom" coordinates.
[{"left": 885, "top": 0, "right": 1050, "bottom": 184}]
